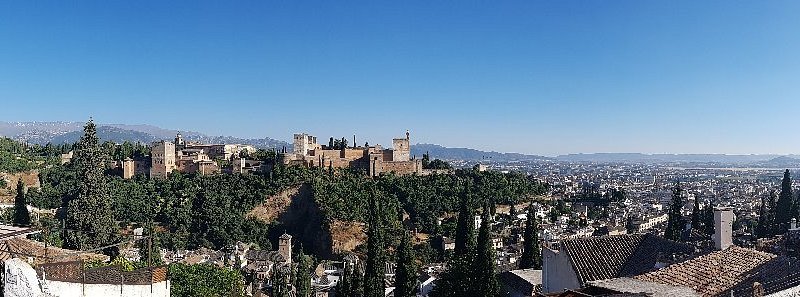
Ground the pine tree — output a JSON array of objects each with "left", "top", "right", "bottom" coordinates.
[
  {"left": 519, "top": 203, "right": 541, "bottom": 269},
  {"left": 776, "top": 170, "right": 794, "bottom": 232},
  {"left": 295, "top": 251, "right": 313, "bottom": 297},
  {"left": 64, "top": 120, "right": 118, "bottom": 251},
  {"left": 473, "top": 204, "right": 499, "bottom": 297},
  {"left": 691, "top": 196, "right": 701, "bottom": 230},
  {"left": 394, "top": 231, "right": 418, "bottom": 297},
  {"left": 13, "top": 180, "right": 31, "bottom": 226},
  {"left": 363, "top": 190, "right": 386, "bottom": 297},
  {"left": 664, "top": 182, "right": 685, "bottom": 241}
]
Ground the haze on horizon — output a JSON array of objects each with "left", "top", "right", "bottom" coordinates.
[{"left": 1, "top": 1, "right": 799, "bottom": 156}]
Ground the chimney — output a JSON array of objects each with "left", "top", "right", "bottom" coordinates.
[{"left": 714, "top": 207, "right": 734, "bottom": 250}]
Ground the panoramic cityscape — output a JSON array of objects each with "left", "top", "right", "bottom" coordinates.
[{"left": 3, "top": 1, "right": 800, "bottom": 297}]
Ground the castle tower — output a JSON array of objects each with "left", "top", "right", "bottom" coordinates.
[
  {"left": 392, "top": 131, "right": 411, "bottom": 162},
  {"left": 122, "top": 158, "right": 135, "bottom": 179},
  {"left": 278, "top": 233, "right": 292, "bottom": 264},
  {"left": 150, "top": 141, "right": 176, "bottom": 178},
  {"left": 174, "top": 132, "right": 185, "bottom": 150}
]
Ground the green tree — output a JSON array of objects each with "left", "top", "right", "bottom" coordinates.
[
  {"left": 363, "top": 190, "right": 387, "bottom": 297},
  {"left": 664, "top": 182, "right": 685, "bottom": 241},
  {"left": 776, "top": 170, "right": 794, "bottom": 232},
  {"left": 13, "top": 180, "right": 31, "bottom": 226},
  {"left": 138, "top": 223, "right": 164, "bottom": 266},
  {"left": 519, "top": 204, "right": 541, "bottom": 269},
  {"left": 271, "top": 265, "right": 291, "bottom": 297},
  {"left": 64, "top": 120, "right": 118, "bottom": 251},
  {"left": 454, "top": 181, "right": 476, "bottom": 256},
  {"left": 394, "top": 230, "right": 418, "bottom": 297},
  {"left": 170, "top": 263, "right": 244, "bottom": 297},
  {"left": 768, "top": 191, "right": 778, "bottom": 235},
  {"left": 755, "top": 195, "right": 769, "bottom": 238},
  {"left": 295, "top": 252, "right": 313, "bottom": 297},
  {"left": 704, "top": 202, "right": 715, "bottom": 235},
  {"left": 691, "top": 196, "right": 701, "bottom": 230},
  {"left": 626, "top": 216, "right": 637, "bottom": 234},
  {"left": 473, "top": 205, "right": 498, "bottom": 297}
]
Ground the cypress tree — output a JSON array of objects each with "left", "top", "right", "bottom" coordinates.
[
  {"left": 473, "top": 204, "right": 498, "bottom": 297},
  {"left": 454, "top": 180, "right": 476, "bottom": 256},
  {"left": 691, "top": 196, "right": 701, "bottom": 230},
  {"left": 756, "top": 195, "right": 769, "bottom": 238},
  {"left": 394, "top": 231, "right": 418, "bottom": 297},
  {"left": 768, "top": 191, "right": 778, "bottom": 235},
  {"left": 776, "top": 170, "right": 794, "bottom": 232},
  {"left": 704, "top": 202, "right": 715, "bottom": 235},
  {"left": 430, "top": 181, "right": 477, "bottom": 297},
  {"left": 295, "top": 252, "right": 313, "bottom": 297},
  {"left": 64, "top": 120, "right": 118, "bottom": 250},
  {"left": 363, "top": 191, "right": 386, "bottom": 297},
  {"left": 626, "top": 216, "right": 637, "bottom": 234},
  {"left": 519, "top": 203, "right": 541, "bottom": 269},
  {"left": 13, "top": 180, "right": 31, "bottom": 226},
  {"left": 271, "top": 265, "right": 291, "bottom": 297},
  {"left": 664, "top": 182, "right": 685, "bottom": 241}
]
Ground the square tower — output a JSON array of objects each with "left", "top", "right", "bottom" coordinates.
[
  {"left": 392, "top": 131, "right": 411, "bottom": 161},
  {"left": 713, "top": 207, "right": 734, "bottom": 250},
  {"left": 150, "top": 141, "right": 176, "bottom": 178},
  {"left": 278, "top": 233, "right": 292, "bottom": 264},
  {"left": 293, "top": 133, "right": 318, "bottom": 156}
]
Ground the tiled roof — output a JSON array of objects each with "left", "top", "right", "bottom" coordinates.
[
  {"left": 589, "top": 277, "right": 700, "bottom": 297},
  {"left": 0, "top": 237, "right": 108, "bottom": 264},
  {"left": 561, "top": 234, "right": 694, "bottom": 284},
  {"left": 633, "top": 246, "right": 800, "bottom": 297}
]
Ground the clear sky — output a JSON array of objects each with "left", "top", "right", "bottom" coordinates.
[{"left": 1, "top": 1, "right": 799, "bottom": 156}]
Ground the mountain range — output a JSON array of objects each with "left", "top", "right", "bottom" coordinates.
[
  {"left": 0, "top": 121, "right": 289, "bottom": 149},
  {"left": 2, "top": 121, "right": 800, "bottom": 165}
]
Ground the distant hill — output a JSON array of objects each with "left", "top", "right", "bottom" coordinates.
[
  {"left": 555, "top": 153, "right": 780, "bottom": 164},
  {"left": 750, "top": 156, "right": 800, "bottom": 168},
  {"left": 411, "top": 143, "right": 549, "bottom": 162},
  {"left": 0, "top": 121, "right": 290, "bottom": 149}
]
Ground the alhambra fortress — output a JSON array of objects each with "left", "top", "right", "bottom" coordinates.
[
  {"left": 114, "top": 131, "right": 427, "bottom": 179},
  {"left": 284, "top": 131, "right": 424, "bottom": 176}
]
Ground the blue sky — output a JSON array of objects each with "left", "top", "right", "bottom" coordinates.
[{"left": 1, "top": 1, "right": 799, "bottom": 156}]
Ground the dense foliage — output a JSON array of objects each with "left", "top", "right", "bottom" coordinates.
[
  {"left": 314, "top": 168, "right": 546, "bottom": 236},
  {"left": 170, "top": 263, "right": 244, "bottom": 297},
  {"left": 0, "top": 137, "right": 67, "bottom": 173}
]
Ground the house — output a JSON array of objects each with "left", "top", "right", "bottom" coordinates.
[{"left": 541, "top": 233, "right": 694, "bottom": 293}]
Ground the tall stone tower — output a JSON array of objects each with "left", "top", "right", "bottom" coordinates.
[
  {"left": 392, "top": 130, "right": 411, "bottom": 161},
  {"left": 122, "top": 158, "right": 135, "bottom": 179},
  {"left": 278, "top": 233, "right": 292, "bottom": 264},
  {"left": 150, "top": 141, "right": 176, "bottom": 178},
  {"left": 713, "top": 207, "right": 733, "bottom": 250}
]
